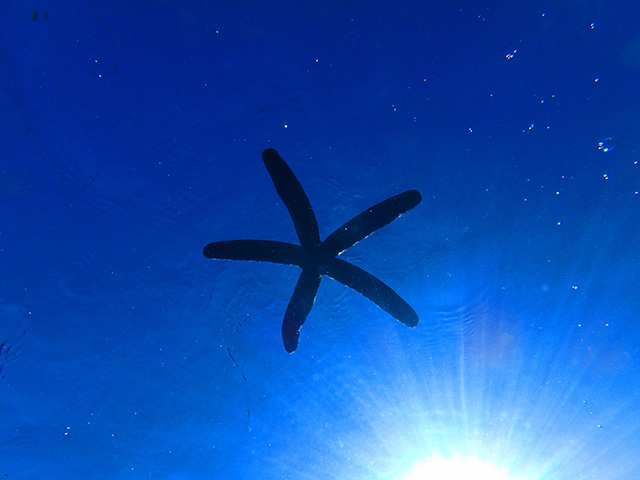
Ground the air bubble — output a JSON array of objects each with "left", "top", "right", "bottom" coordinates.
[{"left": 598, "top": 137, "right": 615, "bottom": 152}]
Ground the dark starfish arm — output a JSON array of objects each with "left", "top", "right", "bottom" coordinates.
[
  {"left": 262, "top": 149, "right": 321, "bottom": 248},
  {"left": 322, "top": 257, "right": 419, "bottom": 328},
  {"left": 282, "top": 269, "right": 322, "bottom": 353},
  {"left": 203, "top": 240, "right": 305, "bottom": 266},
  {"left": 321, "top": 190, "right": 422, "bottom": 256}
]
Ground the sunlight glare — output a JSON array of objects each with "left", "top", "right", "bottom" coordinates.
[{"left": 402, "top": 455, "right": 518, "bottom": 480}]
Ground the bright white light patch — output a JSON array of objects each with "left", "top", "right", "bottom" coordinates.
[{"left": 403, "top": 455, "right": 516, "bottom": 480}]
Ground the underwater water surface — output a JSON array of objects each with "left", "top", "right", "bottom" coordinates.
[{"left": 1, "top": 1, "right": 639, "bottom": 479}]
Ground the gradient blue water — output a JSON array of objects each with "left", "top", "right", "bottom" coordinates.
[{"left": 1, "top": 2, "right": 639, "bottom": 479}]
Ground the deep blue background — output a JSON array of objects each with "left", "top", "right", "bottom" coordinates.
[{"left": 1, "top": 1, "right": 639, "bottom": 479}]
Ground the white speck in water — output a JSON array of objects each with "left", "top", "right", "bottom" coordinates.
[{"left": 598, "top": 137, "right": 615, "bottom": 152}]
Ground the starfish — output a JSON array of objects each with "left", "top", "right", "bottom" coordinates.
[{"left": 203, "top": 148, "right": 422, "bottom": 353}]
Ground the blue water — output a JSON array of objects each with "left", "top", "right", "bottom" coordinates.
[{"left": 1, "top": 2, "right": 639, "bottom": 479}]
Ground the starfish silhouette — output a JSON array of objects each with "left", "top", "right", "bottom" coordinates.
[{"left": 203, "top": 148, "right": 422, "bottom": 353}]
